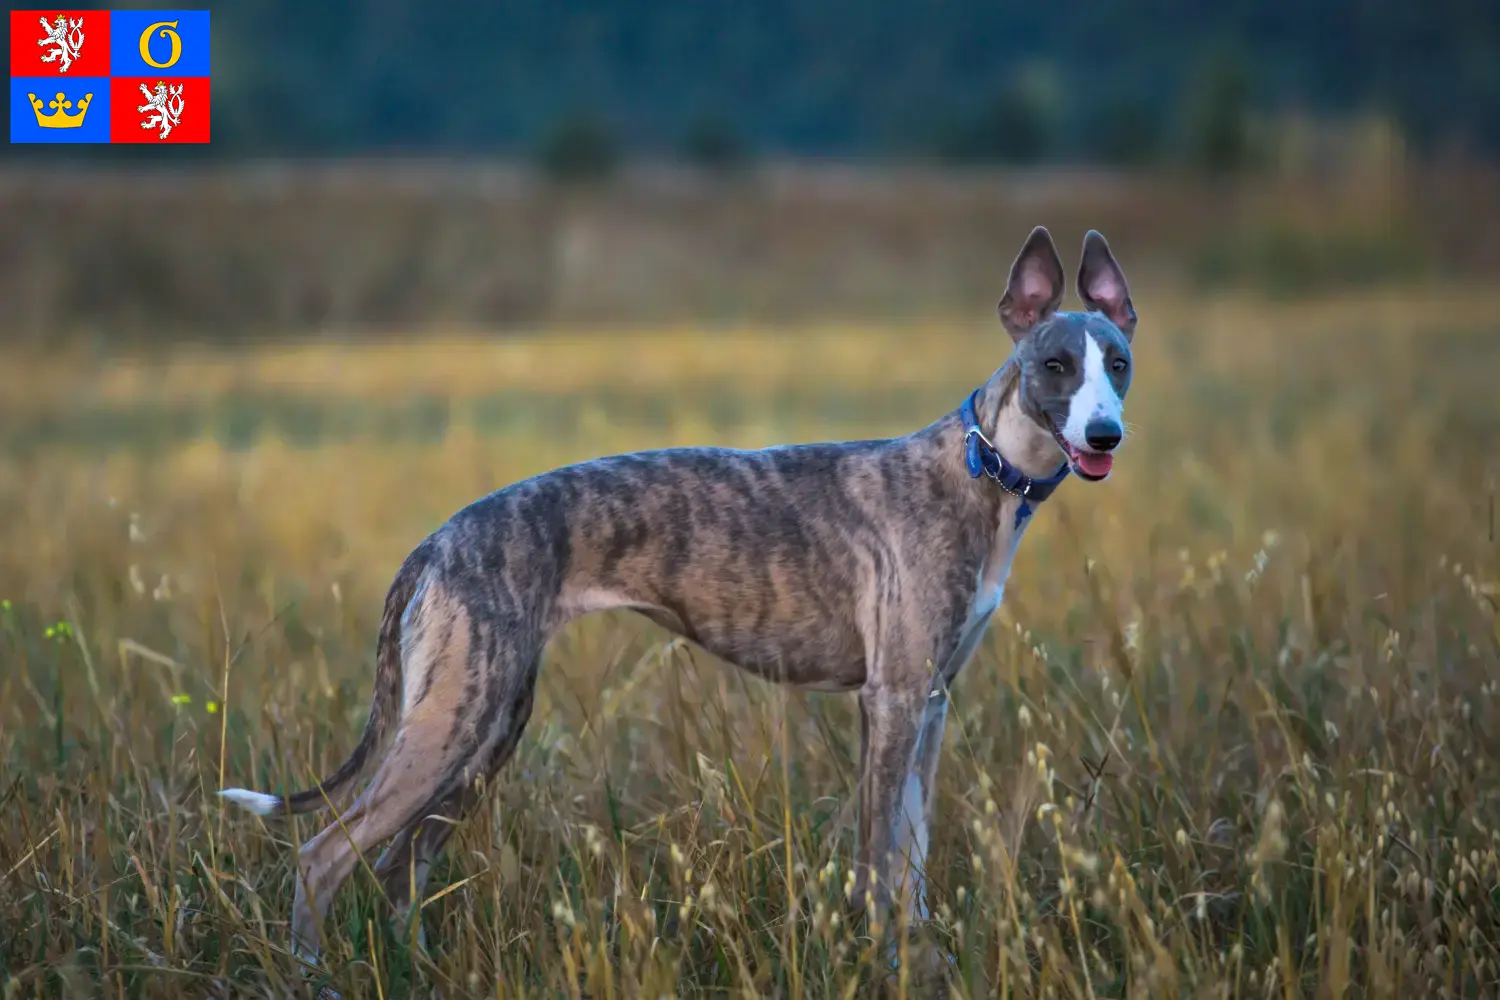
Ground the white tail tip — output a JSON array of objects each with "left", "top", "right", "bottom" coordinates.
[{"left": 217, "top": 788, "right": 281, "bottom": 816}]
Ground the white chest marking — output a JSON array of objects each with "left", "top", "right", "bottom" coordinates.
[
  {"left": 1062, "top": 333, "right": 1122, "bottom": 447},
  {"left": 940, "top": 514, "right": 1026, "bottom": 681}
]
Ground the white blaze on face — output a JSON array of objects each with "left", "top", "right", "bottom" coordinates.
[{"left": 1061, "top": 332, "right": 1122, "bottom": 450}]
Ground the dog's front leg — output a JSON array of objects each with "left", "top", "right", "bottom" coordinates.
[
  {"left": 897, "top": 683, "right": 950, "bottom": 922},
  {"left": 852, "top": 679, "right": 927, "bottom": 923}
]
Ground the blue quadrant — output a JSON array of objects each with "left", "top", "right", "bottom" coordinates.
[
  {"left": 109, "top": 10, "right": 211, "bottom": 77},
  {"left": 11, "top": 78, "right": 111, "bottom": 143}
]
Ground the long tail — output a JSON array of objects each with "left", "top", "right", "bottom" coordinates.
[{"left": 218, "top": 539, "right": 434, "bottom": 817}]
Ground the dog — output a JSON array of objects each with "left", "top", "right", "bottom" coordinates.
[{"left": 219, "top": 225, "right": 1138, "bottom": 968}]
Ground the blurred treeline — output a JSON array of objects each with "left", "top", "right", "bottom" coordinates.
[
  {"left": 1, "top": 0, "right": 1498, "bottom": 346},
  {"left": 8, "top": 0, "right": 1494, "bottom": 164}
]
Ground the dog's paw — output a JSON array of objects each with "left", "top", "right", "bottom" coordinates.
[{"left": 881, "top": 934, "right": 957, "bottom": 998}]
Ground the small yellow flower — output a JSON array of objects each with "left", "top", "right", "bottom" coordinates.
[
  {"left": 171, "top": 693, "right": 191, "bottom": 706},
  {"left": 206, "top": 700, "right": 219, "bottom": 714}
]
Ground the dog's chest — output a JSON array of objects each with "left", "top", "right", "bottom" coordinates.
[
  {"left": 970, "top": 565, "right": 1007, "bottom": 622},
  {"left": 939, "top": 514, "right": 1026, "bottom": 680},
  {"left": 970, "top": 517, "right": 1024, "bottom": 617}
]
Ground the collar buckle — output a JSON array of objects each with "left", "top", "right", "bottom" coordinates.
[{"left": 958, "top": 387, "right": 1071, "bottom": 503}]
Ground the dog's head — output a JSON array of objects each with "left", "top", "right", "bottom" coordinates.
[{"left": 997, "top": 226, "right": 1137, "bottom": 482}]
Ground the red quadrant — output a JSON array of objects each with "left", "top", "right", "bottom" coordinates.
[
  {"left": 109, "top": 76, "right": 210, "bottom": 143},
  {"left": 10, "top": 10, "right": 112, "bottom": 77}
]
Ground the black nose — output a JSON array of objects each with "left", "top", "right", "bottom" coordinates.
[{"left": 1084, "top": 419, "right": 1122, "bottom": 452}]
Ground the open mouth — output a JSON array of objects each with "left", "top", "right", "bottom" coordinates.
[
  {"left": 1064, "top": 443, "right": 1114, "bottom": 481},
  {"left": 1048, "top": 421, "right": 1114, "bottom": 481}
]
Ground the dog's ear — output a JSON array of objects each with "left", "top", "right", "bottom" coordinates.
[
  {"left": 998, "top": 226, "right": 1066, "bottom": 342},
  {"left": 1077, "top": 230, "right": 1137, "bottom": 340}
]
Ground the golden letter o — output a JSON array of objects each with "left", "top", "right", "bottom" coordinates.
[{"left": 139, "top": 21, "right": 182, "bottom": 69}]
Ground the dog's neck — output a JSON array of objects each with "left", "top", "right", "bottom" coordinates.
[
  {"left": 972, "top": 360, "right": 1066, "bottom": 480},
  {"left": 918, "top": 359, "right": 1070, "bottom": 540}
]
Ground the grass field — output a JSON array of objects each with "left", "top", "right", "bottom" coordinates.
[{"left": 2, "top": 288, "right": 1500, "bottom": 998}]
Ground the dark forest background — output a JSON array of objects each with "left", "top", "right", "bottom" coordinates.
[
  {"left": 3, "top": 0, "right": 1499, "bottom": 344},
  {"left": 6, "top": 0, "right": 1498, "bottom": 166}
]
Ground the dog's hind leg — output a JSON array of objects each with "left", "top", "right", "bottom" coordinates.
[
  {"left": 291, "top": 680, "right": 540, "bottom": 964},
  {"left": 372, "top": 787, "right": 466, "bottom": 954},
  {"left": 289, "top": 732, "right": 456, "bottom": 965},
  {"left": 372, "top": 649, "right": 540, "bottom": 958},
  {"left": 371, "top": 674, "right": 534, "bottom": 954},
  {"left": 290, "top": 581, "right": 544, "bottom": 966}
]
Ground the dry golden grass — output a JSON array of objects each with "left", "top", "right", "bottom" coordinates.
[{"left": 2, "top": 289, "right": 1500, "bottom": 998}]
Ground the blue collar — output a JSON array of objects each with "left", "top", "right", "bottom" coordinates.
[{"left": 959, "top": 388, "right": 1070, "bottom": 529}]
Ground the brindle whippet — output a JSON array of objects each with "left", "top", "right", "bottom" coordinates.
[{"left": 220, "top": 225, "right": 1139, "bottom": 966}]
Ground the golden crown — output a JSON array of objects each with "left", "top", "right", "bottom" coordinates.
[{"left": 29, "top": 92, "right": 92, "bottom": 129}]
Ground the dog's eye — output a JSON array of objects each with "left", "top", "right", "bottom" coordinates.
[
  {"left": 1111, "top": 358, "right": 1129, "bottom": 373},
  {"left": 1044, "top": 358, "right": 1066, "bottom": 374}
]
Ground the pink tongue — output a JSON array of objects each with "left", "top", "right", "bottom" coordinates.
[{"left": 1076, "top": 451, "right": 1114, "bottom": 477}]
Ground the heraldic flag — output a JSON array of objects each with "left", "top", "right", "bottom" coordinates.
[{"left": 11, "top": 9, "right": 210, "bottom": 143}]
